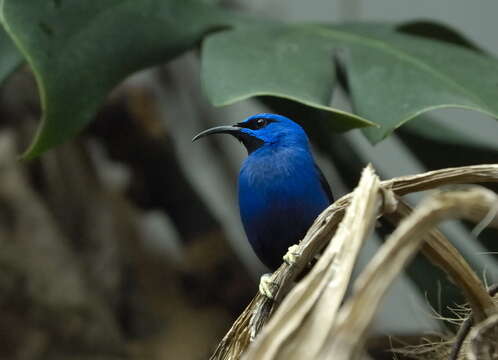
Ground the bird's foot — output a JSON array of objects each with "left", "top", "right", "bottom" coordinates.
[
  {"left": 259, "top": 273, "right": 278, "bottom": 299},
  {"left": 283, "top": 244, "right": 300, "bottom": 265}
]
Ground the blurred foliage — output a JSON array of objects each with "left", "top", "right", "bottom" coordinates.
[
  {"left": 0, "top": 0, "right": 497, "bottom": 157},
  {"left": 401, "top": 115, "right": 498, "bottom": 152},
  {"left": 0, "top": 67, "right": 256, "bottom": 359},
  {"left": 0, "top": 29, "right": 22, "bottom": 84},
  {"left": 0, "top": 0, "right": 246, "bottom": 158},
  {"left": 204, "top": 22, "right": 498, "bottom": 143}
]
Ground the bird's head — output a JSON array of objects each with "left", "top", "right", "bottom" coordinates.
[{"left": 192, "top": 113, "right": 309, "bottom": 154}]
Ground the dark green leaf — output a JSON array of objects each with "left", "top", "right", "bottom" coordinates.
[
  {"left": 202, "top": 25, "right": 374, "bottom": 131},
  {"left": 401, "top": 115, "right": 498, "bottom": 151},
  {"left": 341, "top": 26, "right": 498, "bottom": 142},
  {"left": 202, "top": 23, "right": 498, "bottom": 142},
  {"left": 396, "top": 20, "right": 485, "bottom": 53},
  {"left": 1, "top": 0, "right": 239, "bottom": 159},
  {"left": 0, "top": 25, "right": 23, "bottom": 85}
]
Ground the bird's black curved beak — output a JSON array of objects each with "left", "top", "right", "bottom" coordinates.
[{"left": 192, "top": 125, "right": 242, "bottom": 142}]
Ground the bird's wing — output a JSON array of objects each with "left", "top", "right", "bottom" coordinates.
[{"left": 314, "top": 164, "right": 334, "bottom": 203}]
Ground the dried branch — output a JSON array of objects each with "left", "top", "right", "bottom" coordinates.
[
  {"left": 317, "top": 187, "right": 498, "bottom": 360},
  {"left": 449, "top": 285, "right": 498, "bottom": 360},
  {"left": 241, "top": 165, "right": 388, "bottom": 360},
  {"left": 467, "top": 313, "right": 498, "bottom": 360},
  {"left": 385, "top": 199, "right": 495, "bottom": 323},
  {"left": 210, "top": 164, "right": 498, "bottom": 360}
]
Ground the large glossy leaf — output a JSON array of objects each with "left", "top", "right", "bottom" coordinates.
[
  {"left": 3, "top": 1, "right": 498, "bottom": 158},
  {"left": 201, "top": 25, "right": 375, "bottom": 131},
  {"left": 395, "top": 20, "right": 485, "bottom": 54},
  {"left": 0, "top": 0, "right": 242, "bottom": 159},
  {"left": 401, "top": 115, "right": 498, "bottom": 152},
  {"left": 202, "top": 23, "right": 498, "bottom": 142}
]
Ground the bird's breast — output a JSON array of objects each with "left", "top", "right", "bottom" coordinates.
[
  {"left": 240, "top": 147, "right": 311, "bottom": 187},
  {"left": 238, "top": 148, "right": 329, "bottom": 268}
]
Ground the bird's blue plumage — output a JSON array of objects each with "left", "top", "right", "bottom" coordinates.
[
  {"left": 193, "top": 113, "right": 333, "bottom": 270},
  {"left": 237, "top": 114, "right": 332, "bottom": 269}
]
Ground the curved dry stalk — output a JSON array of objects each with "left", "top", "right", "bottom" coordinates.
[
  {"left": 386, "top": 199, "right": 495, "bottom": 324},
  {"left": 209, "top": 297, "right": 264, "bottom": 360},
  {"left": 317, "top": 187, "right": 498, "bottom": 360},
  {"left": 467, "top": 313, "right": 498, "bottom": 360},
  {"left": 449, "top": 285, "right": 498, "bottom": 360},
  {"left": 384, "top": 164, "right": 498, "bottom": 195},
  {"left": 210, "top": 164, "right": 498, "bottom": 360},
  {"left": 242, "top": 165, "right": 388, "bottom": 360}
]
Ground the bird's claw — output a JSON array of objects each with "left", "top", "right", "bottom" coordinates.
[
  {"left": 283, "top": 244, "right": 300, "bottom": 265},
  {"left": 259, "top": 273, "right": 278, "bottom": 299}
]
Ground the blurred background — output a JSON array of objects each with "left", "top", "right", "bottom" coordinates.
[{"left": 1, "top": 0, "right": 498, "bottom": 359}]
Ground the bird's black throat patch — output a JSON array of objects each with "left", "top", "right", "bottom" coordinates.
[{"left": 235, "top": 133, "right": 265, "bottom": 154}]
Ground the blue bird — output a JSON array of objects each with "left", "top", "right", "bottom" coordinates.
[{"left": 193, "top": 113, "right": 333, "bottom": 272}]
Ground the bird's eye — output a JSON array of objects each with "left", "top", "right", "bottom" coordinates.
[{"left": 256, "top": 118, "right": 267, "bottom": 128}]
